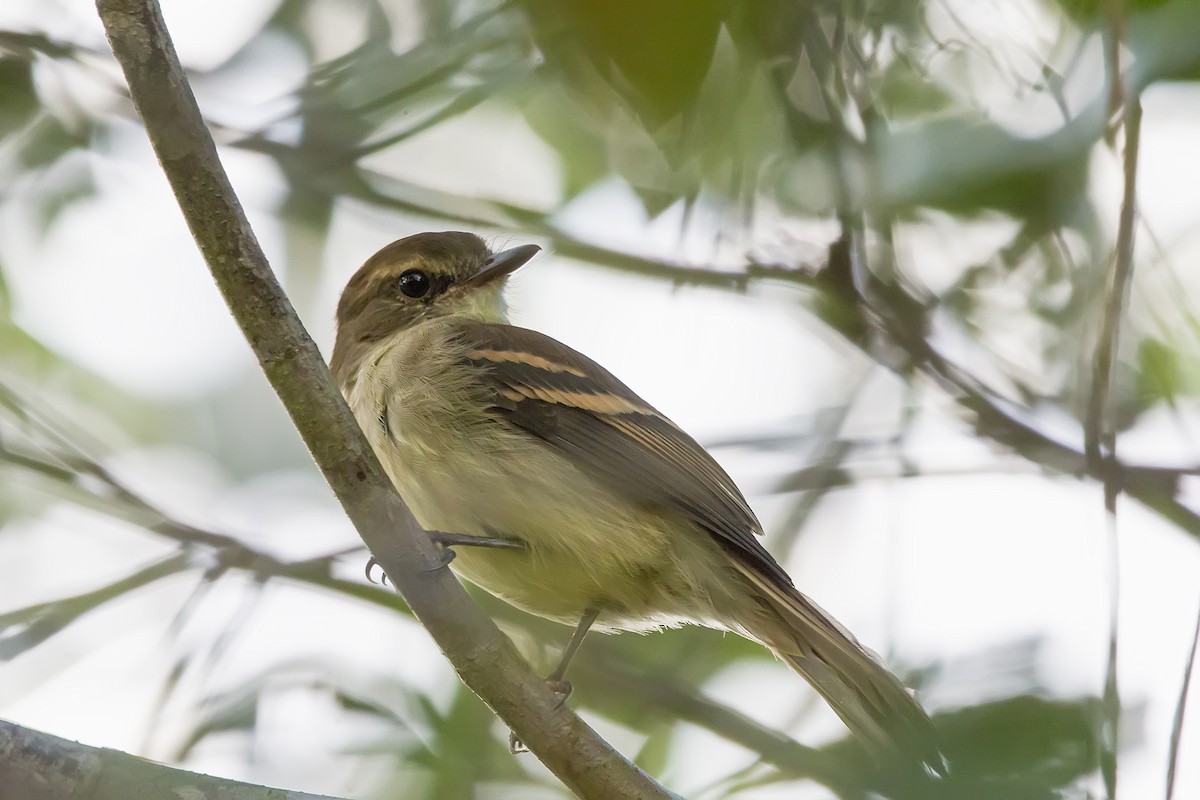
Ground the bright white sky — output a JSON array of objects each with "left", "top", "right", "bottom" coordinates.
[{"left": 1, "top": 1, "right": 1198, "bottom": 799}]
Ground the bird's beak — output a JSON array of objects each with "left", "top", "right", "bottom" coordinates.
[{"left": 466, "top": 244, "right": 541, "bottom": 288}]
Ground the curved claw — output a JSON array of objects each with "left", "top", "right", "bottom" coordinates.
[
  {"left": 546, "top": 678, "right": 573, "bottom": 709},
  {"left": 508, "top": 730, "right": 529, "bottom": 754},
  {"left": 364, "top": 557, "right": 390, "bottom": 586},
  {"left": 423, "top": 544, "right": 457, "bottom": 572}
]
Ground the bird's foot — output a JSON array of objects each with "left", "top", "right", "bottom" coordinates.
[
  {"left": 507, "top": 675, "right": 575, "bottom": 754},
  {"left": 365, "top": 531, "right": 524, "bottom": 580}
]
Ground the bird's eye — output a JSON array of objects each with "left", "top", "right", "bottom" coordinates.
[{"left": 397, "top": 269, "right": 431, "bottom": 298}]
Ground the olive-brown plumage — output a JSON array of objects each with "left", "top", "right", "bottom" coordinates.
[{"left": 333, "top": 231, "right": 944, "bottom": 772}]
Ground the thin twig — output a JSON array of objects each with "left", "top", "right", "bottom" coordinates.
[
  {"left": 1166, "top": 600, "right": 1200, "bottom": 800},
  {"left": 1090, "top": 1, "right": 1143, "bottom": 788}
]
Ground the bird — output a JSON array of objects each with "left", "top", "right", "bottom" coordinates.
[{"left": 330, "top": 230, "right": 943, "bottom": 771}]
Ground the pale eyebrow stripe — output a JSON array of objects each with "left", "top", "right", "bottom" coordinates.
[{"left": 466, "top": 347, "right": 588, "bottom": 377}]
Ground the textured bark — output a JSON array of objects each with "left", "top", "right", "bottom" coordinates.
[
  {"left": 90, "top": 1, "right": 674, "bottom": 797},
  {"left": 0, "top": 719, "right": 337, "bottom": 800}
]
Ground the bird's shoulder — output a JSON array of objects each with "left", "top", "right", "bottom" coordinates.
[{"left": 447, "top": 319, "right": 655, "bottom": 414}]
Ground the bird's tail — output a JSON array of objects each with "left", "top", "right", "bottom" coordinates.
[{"left": 731, "top": 561, "right": 946, "bottom": 774}]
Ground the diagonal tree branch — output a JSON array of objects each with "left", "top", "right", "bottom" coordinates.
[{"left": 91, "top": 1, "right": 673, "bottom": 797}]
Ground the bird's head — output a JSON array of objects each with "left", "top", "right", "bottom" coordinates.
[{"left": 331, "top": 231, "right": 539, "bottom": 382}]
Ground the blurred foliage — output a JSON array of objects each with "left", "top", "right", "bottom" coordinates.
[{"left": 3, "top": 0, "right": 1200, "bottom": 798}]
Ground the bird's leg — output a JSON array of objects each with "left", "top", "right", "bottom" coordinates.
[
  {"left": 509, "top": 608, "right": 600, "bottom": 754},
  {"left": 364, "top": 531, "right": 524, "bottom": 583},
  {"left": 545, "top": 607, "right": 599, "bottom": 702},
  {"left": 425, "top": 530, "right": 524, "bottom": 571}
]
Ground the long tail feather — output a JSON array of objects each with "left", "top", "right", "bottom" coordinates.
[{"left": 732, "top": 561, "right": 946, "bottom": 774}]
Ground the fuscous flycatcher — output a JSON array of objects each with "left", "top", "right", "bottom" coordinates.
[{"left": 331, "top": 231, "right": 942, "bottom": 769}]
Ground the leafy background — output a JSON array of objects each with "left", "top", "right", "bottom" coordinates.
[{"left": 2, "top": 0, "right": 1199, "bottom": 797}]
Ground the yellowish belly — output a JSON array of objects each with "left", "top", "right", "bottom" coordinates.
[
  {"left": 398, "top": 445, "right": 704, "bottom": 629},
  {"left": 376, "top": 425, "right": 739, "bottom": 631}
]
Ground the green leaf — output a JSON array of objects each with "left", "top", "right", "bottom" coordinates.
[
  {"left": 1136, "top": 337, "right": 1200, "bottom": 405},
  {"left": 0, "top": 57, "right": 37, "bottom": 138},
  {"left": 520, "top": 0, "right": 727, "bottom": 130}
]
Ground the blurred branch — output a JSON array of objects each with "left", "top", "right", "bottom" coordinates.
[
  {"left": 1166, "top": 602, "right": 1200, "bottom": 800},
  {"left": 0, "top": 30, "right": 100, "bottom": 60},
  {"left": 1089, "top": 8, "right": 1143, "bottom": 790},
  {"left": 231, "top": 143, "right": 802, "bottom": 290},
  {"left": 0, "top": 554, "right": 189, "bottom": 661},
  {"left": 0, "top": 718, "right": 341, "bottom": 800},
  {"left": 811, "top": 10, "right": 1148, "bottom": 794},
  {"left": 808, "top": 231, "right": 1200, "bottom": 540},
  {"left": 1086, "top": 96, "right": 1143, "bottom": 477},
  {"left": 92, "top": 1, "right": 674, "bottom": 798}
]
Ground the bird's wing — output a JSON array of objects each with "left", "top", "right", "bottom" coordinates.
[{"left": 450, "top": 319, "right": 793, "bottom": 589}]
